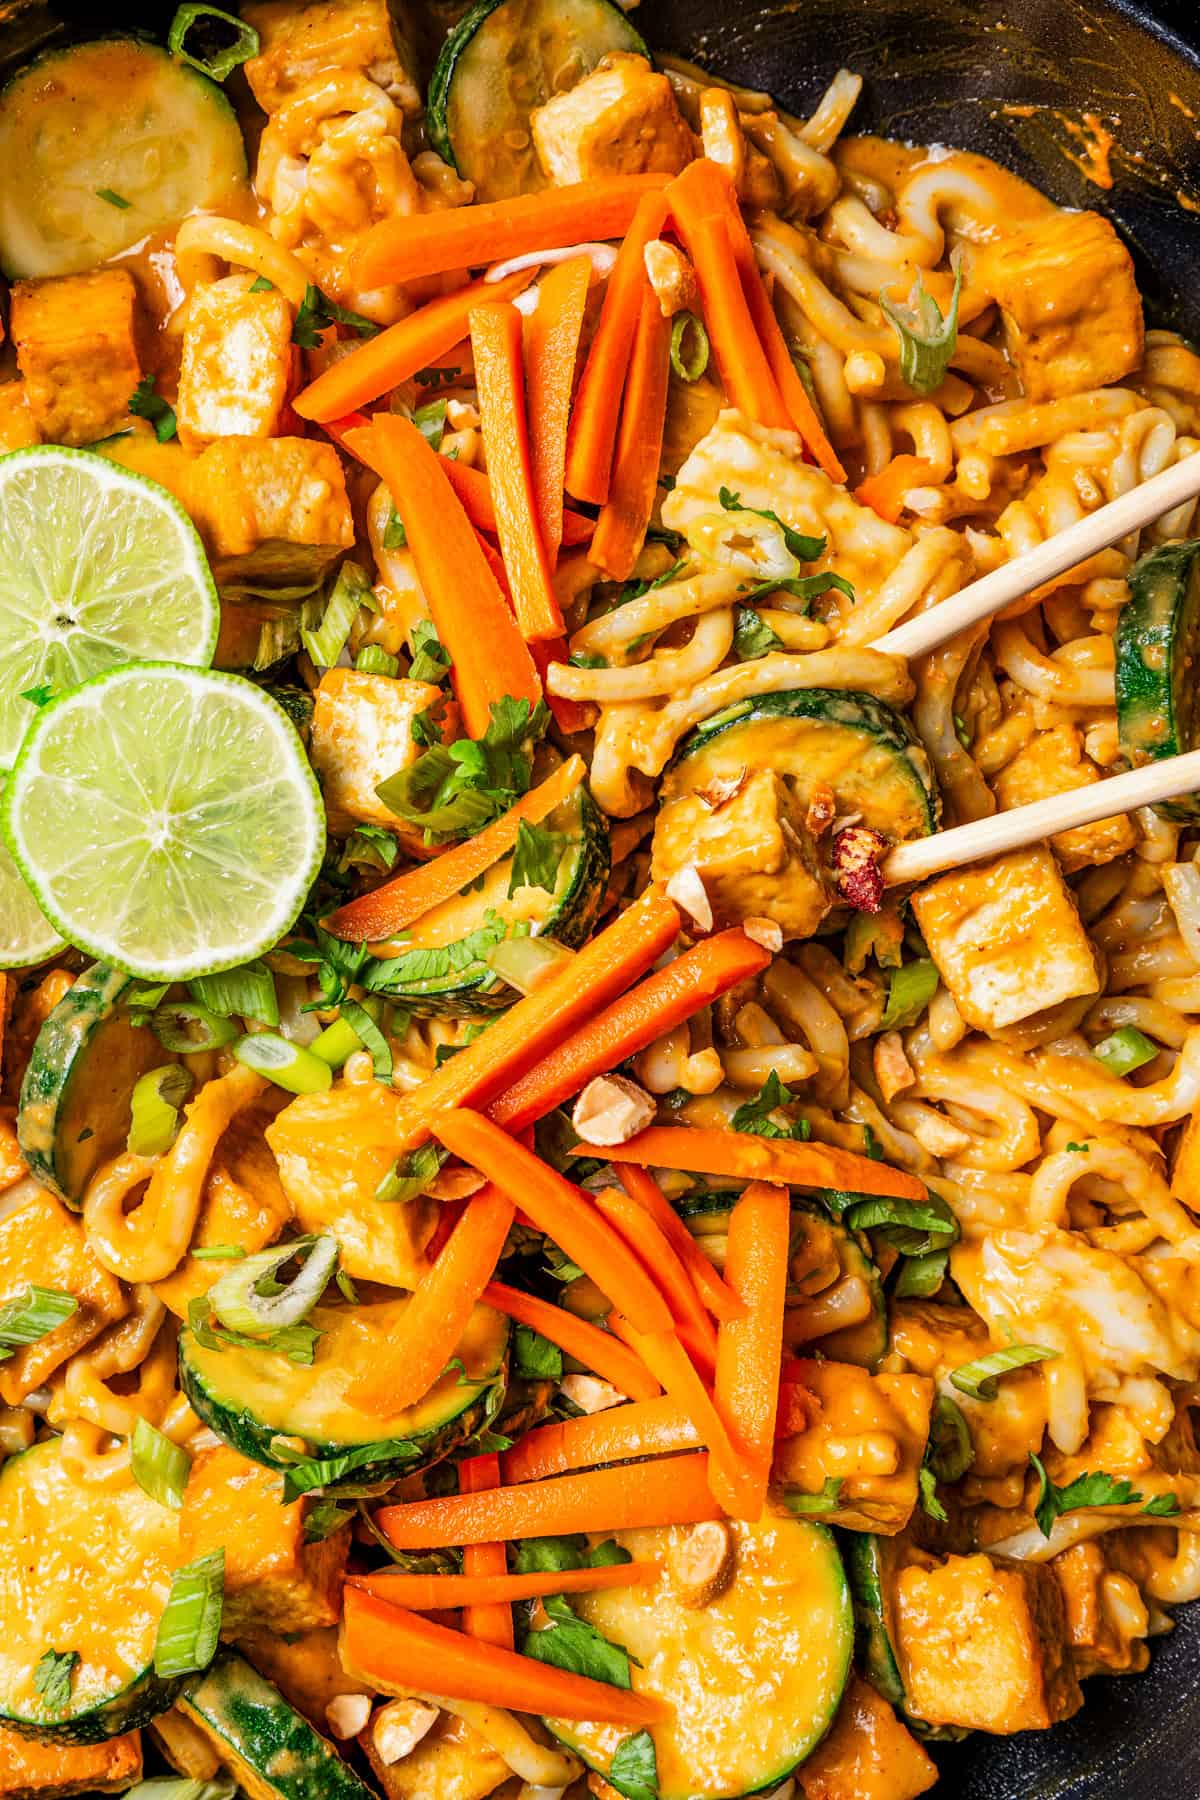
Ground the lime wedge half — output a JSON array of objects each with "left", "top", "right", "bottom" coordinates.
[
  {"left": 4, "top": 664, "right": 325, "bottom": 980},
  {"left": 0, "top": 447, "right": 219, "bottom": 769},
  {"left": 0, "top": 780, "right": 64, "bottom": 969}
]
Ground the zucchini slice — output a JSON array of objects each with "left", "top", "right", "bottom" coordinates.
[
  {"left": 181, "top": 1653, "right": 375, "bottom": 1800},
  {"left": 545, "top": 1517, "right": 853, "bottom": 1799},
  {"left": 17, "top": 961, "right": 166, "bottom": 1208},
  {"left": 0, "top": 1438, "right": 184, "bottom": 1743},
  {"left": 1115, "top": 538, "right": 1200, "bottom": 819},
  {"left": 179, "top": 1297, "right": 509, "bottom": 1488},
  {"left": 0, "top": 38, "right": 248, "bottom": 278},
  {"left": 844, "top": 1532, "right": 906, "bottom": 1709},
  {"left": 369, "top": 784, "right": 609, "bottom": 1015},
  {"left": 428, "top": 0, "right": 647, "bottom": 201}
]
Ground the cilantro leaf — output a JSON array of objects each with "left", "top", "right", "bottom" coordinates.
[
  {"left": 339, "top": 824, "right": 398, "bottom": 875},
  {"left": 509, "top": 819, "right": 566, "bottom": 897},
  {"left": 303, "top": 1498, "right": 354, "bottom": 1541},
  {"left": 129, "top": 374, "right": 177, "bottom": 442},
  {"left": 732, "top": 606, "right": 784, "bottom": 660},
  {"left": 383, "top": 503, "right": 407, "bottom": 549},
  {"left": 524, "top": 1594, "right": 634, "bottom": 1688},
  {"left": 20, "top": 683, "right": 54, "bottom": 708},
  {"left": 918, "top": 1465, "right": 948, "bottom": 1523},
  {"left": 33, "top": 1649, "right": 79, "bottom": 1716},
  {"left": 610, "top": 1730, "right": 659, "bottom": 1800},
  {"left": 1142, "top": 1492, "right": 1182, "bottom": 1518},
  {"left": 292, "top": 283, "right": 379, "bottom": 348},
  {"left": 513, "top": 1322, "right": 563, "bottom": 1381},
  {"left": 613, "top": 559, "right": 688, "bottom": 608},
  {"left": 718, "top": 486, "right": 825, "bottom": 563},
  {"left": 1029, "top": 1454, "right": 1149, "bottom": 1539},
  {"left": 731, "top": 1070, "right": 809, "bottom": 1140},
  {"left": 376, "top": 696, "right": 551, "bottom": 845}
]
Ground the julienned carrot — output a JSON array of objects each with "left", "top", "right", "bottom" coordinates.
[
  {"left": 592, "top": 1186, "right": 718, "bottom": 1366},
  {"left": 323, "top": 757, "right": 585, "bottom": 941},
  {"left": 483, "top": 1280, "right": 661, "bottom": 1403},
  {"left": 614, "top": 1164, "right": 746, "bottom": 1327},
  {"left": 355, "top": 175, "right": 673, "bottom": 287},
  {"left": 589, "top": 286, "right": 672, "bottom": 580},
  {"left": 344, "top": 1184, "right": 514, "bottom": 1415},
  {"left": 530, "top": 637, "right": 595, "bottom": 737},
  {"left": 344, "top": 419, "right": 540, "bottom": 739},
  {"left": 855, "top": 454, "right": 936, "bottom": 523},
  {"left": 343, "top": 1587, "right": 667, "bottom": 1726},
  {"left": 598, "top": 1125, "right": 928, "bottom": 1202},
  {"left": 500, "top": 1396, "right": 700, "bottom": 1484},
  {"left": 489, "top": 928, "right": 771, "bottom": 1135},
  {"left": 382, "top": 886, "right": 681, "bottom": 1154},
  {"left": 436, "top": 1111, "right": 674, "bottom": 1337},
  {"left": 377, "top": 1451, "right": 721, "bottom": 1548},
  {"left": 564, "top": 190, "right": 669, "bottom": 505},
  {"left": 296, "top": 270, "right": 529, "bottom": 422},
  {"left": 350, "top": 1561, "right": 661, "bottom": 1609},
  {"left": 459, "top": 1453, "right": 514, "bottom": 1650},
  {"left": 525, "top": 255, "right": 592, "bottom": 566},
  {"left": 442, "top": 459, "right": 595, "bottom": 547},
  {"left": 714, "top": 1182, "right": 791, "bottom": 1514}
]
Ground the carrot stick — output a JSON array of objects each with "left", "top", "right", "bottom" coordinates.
[
  {"left": 323, "top": 757, "right": 585, "bottom": 941},
  {"left": 564, "top": 191, "right": 669, "bottom": 505},
  {"left": 343, "top": 1183, "right": 514, "bottom": 1415},
  {"left": 530, "top": 637, "right": 595, "bottom": 737},
  {"left": 525, "top": 255, "right": 592, "bottom": 566},
  {"left": 714, "top": 1182, "right": 790, "bottom": 1514},
  {"left": 592, "top": 1186, "right": 718, "bottom": 1366},
  {"left": 377, "top": 1452, "right": 721, "bottom": 1548},
  {"left": 442, "top": 459, "right": 594, "bottom": 546},
  {"left": 614, "top": 1164, "right": 746, "bottom": 1326},
  {"left": 589, "top": 287, "right": 672, "bottom": 580},
  {"left": 436, "top": 1111, "right": 674, "bottom": 1336},
  {"left": 597, "top": 1125, "right": 929, "bottom": 1202},
  {"left": 483, "top": 1280, "right": 661, "bottom": 1403},
  {"left": 296, "top": 271, "right": 529, "bottom": 422},
  {"left": 343, "top": 1587, "right": 668, "bottom": 1725},
  {"left": 350, "top": 1561, "right": 661, "bottom": 1609},
  {"left": 469, "top": 302, "right": 565, "bottom": 642},
  {"left": 344, "top": 418, "right": 540, "bottom": 739},
  {"left": 459, "top": 1453, "right": 514, "bottom": 1650},
  {"left": 501, "top": 1397, "right": 699, "bottom": 1483},
  {"left": 355, "top": 176, "right": 673, "bottom": 287},
  {"left": 489, "top": 928, "right": 770, "bottom": 1135},
  {"left": 855, "top": 454, "right": 936, "bottom": 523}
]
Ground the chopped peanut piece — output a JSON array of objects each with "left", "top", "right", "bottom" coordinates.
[
  {"left": 644, "top": 238, "right": 698, "bottom": 316},
  {"left": 326, "top": 1694, "right": 372, "bottom": 1740},
  {"left": 664, "top": 864, "right": 714, "bottom": 932},
  {"left": 559, "top": 1374, "right": 627, "bottom": 1413},
  {"left": 372, "top": 1697, "right": 440, "bottom": 1764},
  {"left": 743, "top": 916, "right": 783, "bottom": 953},
  {"left": 873, "top": 1030, "right": 916, "bottom": 1103},
  {"left": 572, "top": 1075, "right": 656, "bottom": 1146},
  {"left": 669, "top": 1520, "right": 737, "bottom": 1608}
]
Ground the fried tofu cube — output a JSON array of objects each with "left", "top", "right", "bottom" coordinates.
[
  {"left": 180, "top": 1444, "right": 348, "bottom": 1635},
  {"left": 358, "top": 1713, "right": 509, "bottom": 1800},
  {"left": 239, "top": 1627, "right": 371, "bottom": 1731},
  {"left": 972, "top": 210, "right": 1143, "bottom": 401},
  {"left": 911, "top": 846, "right": 1100, "bottom": 1034},
  {"left": 186, "top": 437, "right": 354, "bottom": 591},
  {"left": 10, "top": 270, "right": 142, "bottom": 447},
  {"left": 176, "top": 276, "right": 296, "bottom": 448},
  {"left": 1052, "top": 1541, "right": 1150, "bottom": 1680},
  {"left": 796, "top": 1675, "right": 937, "bottom": 1800},
  {"left": 242, "top": 0, "right": 420, "bottom": 114},
  {"left": 532, "top": 53, "right": 694, "bottom": 186},
  {"left": 154, "top": 1113, "right": 292, "bottom": 1318},
  {"left": 310, "top": 668, "right": 447, "bottom": 840},
  {"left": 0, "top": 1727, "right": 141, "bottom": 1798},
  {"left": 774, "top": 1358, "right": 933, "bottom": 1533},
  {"left": 0, "top": 1184, "right": 128, "bottom": 1405},
  {"left": 895, "top": 1553, "right": 1083, "bottom": 1732},
  {"left": 994, "top": 726, "right": 1135, "bottom": 872},
  {"left": 0, "top": 382, "right": 39, "bottom": 452}
]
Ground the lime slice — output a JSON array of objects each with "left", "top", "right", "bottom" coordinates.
[
  {"left": 4, "top": 664, "right": 325, "bottom": 981},
  {"left": 0, "top": 779, "right": 64, "bottom": 969},
  {"left": 0, "top": 447, "right": 219, "bottom": 769}
]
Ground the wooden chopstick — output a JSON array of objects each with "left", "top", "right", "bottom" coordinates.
[{"left": 871, "top": 451, "right": 1200, "bottom": 661}]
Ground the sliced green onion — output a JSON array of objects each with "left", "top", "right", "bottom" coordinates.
[
  {"left": 233, "top": 1033, "right": 334, "bottom": 1095},
  {"left": 131, "top": 1416, "right": 192, "bottom": 1510},
  {"left": 925, "top": 1394, "right": 973, "bottom": 1482},
  {"left": 894, "top": 1247, "right": 949, "bottom": 1298},
  {"left": 209, "top": 1233, "right": 338, "bottom": 1335},
  {"left": 341, "top": 998, "right": 392, "bottom": 1080},
  {"left": 151, "top": 1003, "right": 238, "bottom": 1054},
  {"left": 356, "top": 645, "right": 400, "bottom": 677},
  {"left": 881, "top": 958, "right": 938, "bottom": 1031},
  {"left": 413, "top": 398, "right": 448, "bottom": 450},
  {"left": 669, "top": 311, "right": 709, "bottom": 381},
  {"left": 784, "top": 1477, "right": 843, "bottom": 1515},
  {"left": 123, "top": 1776, "right": 236, "bottom": 1800},
  {"left": 1093, "top": 1026, "right": 1158, "bottom": 1076},
  {"left": 376, "top": 1141, "right": 445, "bottom": 1203},
  {"left": 383, "top": 503, "right": 407, "bottom": 550},
  {"left": 191, "top": 1244, "right": 247, "bottom": 1261},
  {"left": 879, "top": 263, "right": 962, "bottom": 396},
  {"left": 187, "top": 1293, "right": 321, "bottom": 1366},
  {"left": 188, "top": 960, "right": 278, "bottom": 1026},
  {"left": 127, "top": 1064, "right": 194, "bottom": 1156},
  {"left": 408, "top": 619, "right": 450, "bottom": 684},
  {"left": 153, "top": 1549, "right": 224, "bottom": 1677},
  {"left": 950, "top": 1343, "right": 1058, "bottom": 1402},
  {"left": 301, "top": 560, "right": 373, "bottom": 670},
  {"left": 96, "top": 187, "right": 131, "bottom": 210},
  {"left": 486, "top": 935, "right": 575, "bottom": 995},
  {"left": 309, "top": 1016, "right": 366, "bottom": 1070},
  {"left": 0, "top": 1285, "right": 77, "bottom": 1360},
  {"left": 168, "top": 4, "right": 260, "bottom": 80}
]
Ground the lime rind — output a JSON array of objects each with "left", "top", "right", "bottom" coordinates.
[
  {"left": 3, "top": 663, "right": 326, "bottom": 982},
  {"left": 0, "top": 446, "right": 220, "bottom": 770}
]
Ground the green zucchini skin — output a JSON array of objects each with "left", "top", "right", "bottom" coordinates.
[
  {"left": 844, "top": 1531, "right": 906, "bottom": 1709},
  {"left": 1115, "top": 538, "right": 1200, "bottom": 819},
  {"left": 182, "top": 1654, "right": 375, "bottom": 1800},
  {"left": 17, "top": 961, "right": 165, "bottom": 1208}
]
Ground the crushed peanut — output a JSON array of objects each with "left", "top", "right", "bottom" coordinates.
[
  {"left": 325, "top": 1694, "right": 370, "bottom": 1740},
  {"left": 669, "top": 1519, "right": 737, "bottom": 1608},
  {"left": 743, "top": 916, "right": 783, "bottom": 953},
  {"left": 666, "top": 864, "right": 714, "bottom": 931},
  {"left": 572, "top": 1073, "right": 656, "bottom": 1146},
  {"left": 372, "top": 1697, "right": 439, "bottom": 1764},
  {"left": 643, "top": 237, "right": 698, "bottom": 316}
]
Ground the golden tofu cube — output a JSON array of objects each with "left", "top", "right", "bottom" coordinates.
[
  {"left": 0, "top": 1728, "right": 141, "bottom": 1798},
  {"left": 239, "top": 1626, "right": 370, "bottom": 1730},
  {"left": 911, "top": 846, "right": 1100, "bottom": 1033},
  {"left": 186, "top": 436, "right": 354, "bottom": 591},
  {"left": 1052, "top": 1541, "right": 1150, "bottom": 1680},
  {"left": 994, "top": 726, "right": 1135, "bottom": 872},
  {"left": 359, "top": 1713, "right": 509, "bottom": 1800},
  {"left": 310, "top": 667, "right": 446, "bottom": 840},
  {"left": 796, "top": 1675, "right": 937, "bottom": 1800},
  {"left": 895, "top": 1553, "right": 1083, "bottom": 1732},
  {"left": 0, "top": 382, "right": 39, "bottom": 452},
  {"left": 10, "top": 270, "right": 142, "bottom": 447},
  {"left": 0, "top": 1184, "right": 128, "bottom": 1405},
  {"left": 532, "top": 53, "right": 694, "bottom": 186},
  {"left": 972, "top": 211, "right": 1143, "bottom": 401},
  {"left": 180, "top": 1444, "right": 348, "bottom": 1635},
  {"left": 242, "top": 0, "right": 420, "bottom": 114},
  {"left": 177, "top": 276, "right": 296, "bottom": 448},
  {"left": 774, "top": 1358, "right": 933, "bottom": 1534},
  {"left": 154, "top": 1112, "right": 292, "bottom": 1318}
]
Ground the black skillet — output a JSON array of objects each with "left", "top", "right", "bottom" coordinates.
[{"left": 1, "top": 0, "right": 1197, "bottom": 1793}]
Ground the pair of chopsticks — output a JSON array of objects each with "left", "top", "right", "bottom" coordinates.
[{"left": 866, "top": 453, "right": 1200, "bottom": 888}]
